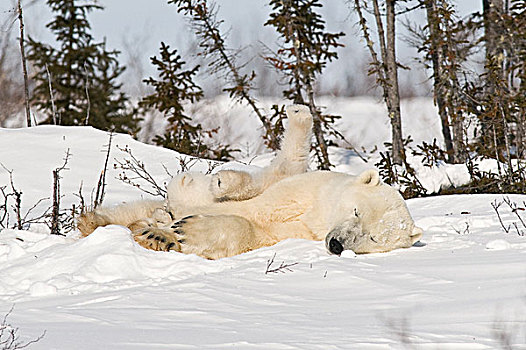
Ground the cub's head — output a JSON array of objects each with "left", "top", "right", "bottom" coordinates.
[
  {"left": 166, "top": 172, "right": 215, "bottom": 211},
  {"left": 325, "top": 169, "right": 423, "bottom": 255}
]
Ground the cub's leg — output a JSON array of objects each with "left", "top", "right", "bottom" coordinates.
[
  {"left": 133, "top": 215, "right": 270, "bottom": 259},
  {"left": 77, "top": 200, "right": 167, "bottom": 237},
  {"left": 210, "top": 104, "right": 313, "bottom": 201}
]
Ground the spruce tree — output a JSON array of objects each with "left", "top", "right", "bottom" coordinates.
[
  {"left": 26, "top": 0, "right": 138, "bottom": 133},
  {"left": 141, "top": 42, "right": 236, "bottom": 161},
  {"left": 264, "top": 0, "right": 345, "bottom": 169}
]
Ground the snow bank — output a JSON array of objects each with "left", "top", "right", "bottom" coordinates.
[{"left": 1, "top": 116, "right": 525, "bottom": 349}]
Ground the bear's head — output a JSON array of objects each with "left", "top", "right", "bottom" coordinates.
[
  {"left": 166, "top": 172, "right": 215, "bottom": 212},
  {"left": 325, "top": 169, "right": 423, "bottom": 255}
]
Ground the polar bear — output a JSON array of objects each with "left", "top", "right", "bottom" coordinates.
[{"left": 78, "top": 105, "right": 423, "bottom": 259}]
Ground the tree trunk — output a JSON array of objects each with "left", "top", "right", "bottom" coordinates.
[
  {"left": 483, "top": 0, "right": 504, "bottom": 60},
  {"left": 17, "top": 0, "right": 31, "bottom": 127},
  {"left": 451, "top": 111, "right": 466, "bottom": 163},
  {"left": 482, "top": 0, "right": 504, "bottom": 95},
  {"left": 424, "top": 0, "right": 455, "bottom": 163},
  {"left": 385, "top": 0, "right": 404, "bottom": 164},
  {"left": 306, "top": 80, "right": 331, "bottom": 170}
]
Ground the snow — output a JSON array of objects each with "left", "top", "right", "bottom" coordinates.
[{"left": 1, "top": 108, "right": 526, "bottom": 349}]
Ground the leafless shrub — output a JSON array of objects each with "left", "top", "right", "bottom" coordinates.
[
  {"left": 176, "top": 155, "right": 220, "bottom": 175},
  {"left": 265, "top": 253, "right": 298, "bottom": 274},
  {"left": 49, "top": 149, "right": 71, "bottom": 236},
  {"left": 491, "top": 197, "right": 526, "bottom": 236},
  {"left": 0, "top": 306, "right": 45, "bottom": 350},
  {"left": 115, "top": 143, "right": 224, "bottom": 199},
  {"left": 0, "top": 163, "right": 50, "bottom": 231},
  {"left": 0, "top": 164, "right": 23, "bottom": 230},
  {"left": 114, "top": 145, "right": 167, "bottom": 198},
  {"left": 451, "top": 221, "right": 470, "bottom": 235}
]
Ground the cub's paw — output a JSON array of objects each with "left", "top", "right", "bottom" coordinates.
[
  {"left": 151, "top": 208, "right": 173, "bottom": 225},
  {"left": 133, "top": 227, "right": 180, "bottom": 252},
  {"left": 209, "top": 170, "right": 251, "bottom": 200}
]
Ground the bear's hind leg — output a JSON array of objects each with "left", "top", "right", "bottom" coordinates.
[{"left": 134, "top": 214, "right": 269, "bottom": 259}]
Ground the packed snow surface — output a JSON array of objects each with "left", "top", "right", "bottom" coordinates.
[{"left": 1, "top": 115, "right": 525, "bottom": 349}]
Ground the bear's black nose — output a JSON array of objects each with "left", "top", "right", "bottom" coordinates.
[{"left": 329, "top": 238, "right": 344, "bottom": 255}]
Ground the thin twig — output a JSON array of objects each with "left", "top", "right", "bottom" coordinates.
[
  {"left": 94, "top": 132, "right": 113, "bottom": 208},
  {"left": 45, "top": 63, "right": 57, "bottom": 125},
  {"left": 265, "top": 253, "right": 298, "bottom": 274},
  {"left": 83, "top": 61, "right": 90, "bottom": 126},
  {"left": 0, "top": 305, "right": 46, "bottom": 349},
  {"left": 502, "top": 196, "right": 526, "bottom": 229},
  {"left": 115, "top": 146, "right": 166, "bottom": 197},
  {"left": 491, "top": 199, "right": 510, "bottom": 233}
]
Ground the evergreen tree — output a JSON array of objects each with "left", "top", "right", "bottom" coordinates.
[
  {"left": 170, "top": 0, "right": 279, "bottom": 150},
  {"left": 141, "top": 42, "right": 236, "bottom": 161},
  {"left": 26, "top": 0, "right": 138, "bottom": 133},
  {"left": 264, "top": 0, "right": 345, "bottom": 169}
]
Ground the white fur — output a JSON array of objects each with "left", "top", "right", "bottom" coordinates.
[{"left": 78, "top": 104, "right": 423, "bottom": 259}]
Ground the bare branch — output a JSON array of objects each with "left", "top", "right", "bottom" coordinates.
[
  {"left": 0, "top": 163, "right": 23, "bottom": 230},
  {"left": 49, "top": 149, "right": 71, "bottom": 236},
  {"left": 45, "top": 63, "right": 57, "bottom": 125},
  {"left": 265, "top": 253, "right": 298, "bottom": 274},
  {"left": 94, "top": 131, "right": 113, "bottom": 208},
  {"left": 115, "top": 146, "right": 166, "bottom": 198},
  {"left": 0, "top": 305, "right": 46, "bottom": 349},
  {"left": 491, "top": 199, "right": 510, "bottom": 234}
]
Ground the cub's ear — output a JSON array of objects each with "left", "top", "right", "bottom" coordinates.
[{"left": 356, "top": 169, "right": 381, "bottom": 186}]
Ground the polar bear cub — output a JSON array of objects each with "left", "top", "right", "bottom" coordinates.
[
  {"left": 164, "top": 104, "right": 313, "bottom": 215},
  {"left": 78, "top": 104, "right": 313, "bottom": 237}
]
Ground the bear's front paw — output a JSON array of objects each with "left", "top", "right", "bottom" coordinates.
[
  {"left": 168, "top": 215, "right": 205, "bottom": 253},
  {"left": 167, "top": 214, "right": 254, "bottom": 259},
  {"left": 133, "top": 227, "right": 180, "bottom": 252}
]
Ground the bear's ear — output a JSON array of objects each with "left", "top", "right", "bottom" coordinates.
[
  {"left": 356, "top": 169, "right": 381, "bottom": 186},
  {"left": 410, "top": 226, "right": 423, "bottom": 244}
]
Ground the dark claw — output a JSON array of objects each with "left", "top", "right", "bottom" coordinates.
[
  {"left": 154, "top": 236, "right": 161, "bottom": 241},
  {"left": 166, "top": 242, "right": 175, "bottom": 250},
  {"left": 141, "top": 230, "right": 150, "bottom": 236},
  {"left": 181, "top": 215, "right": 194, "bottom": 220},
  {"left": 177, "top": 239, "right": 185, "bottom": 244},
  {"left": 171, "top": 221, "right": 185, "bottom": 228},
  {"left": 147, "top": 234, "right": 154, "bottom": 239},
  {"left": 160, "top": 237, "right": 166, "bottom": 243},
  {"left": 174, "top": 229, "right": 184, "bottom": 235}
]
